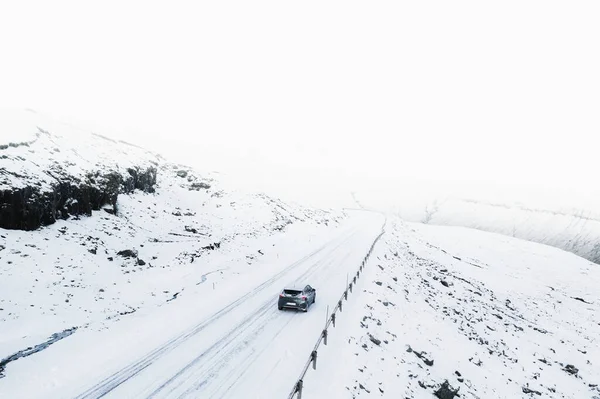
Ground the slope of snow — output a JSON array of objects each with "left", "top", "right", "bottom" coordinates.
[
  {"left": 355, "top": 184, "right": 600, "bottom": 264},
  {"left": 0, "top": 108, "right": 163, "bottom": 192},
  {"left": 0, "top": 110, "right": 349, "bottom": 384},
  {"left": 0, "top": 212, "right": 384, "bottom": 398},
  {"left": 303, "top": 218, "right": 600, "bottom": 398},
  {"left": 429, "top": 198, "right": 600, "bottom": 265}
]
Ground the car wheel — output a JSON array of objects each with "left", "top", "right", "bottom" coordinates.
[
  {"left": 313, "top": 294, "right": 316, "bottom": 304},
  {"left": 278, "top": 306, "right": 283, "bottom": 310}
]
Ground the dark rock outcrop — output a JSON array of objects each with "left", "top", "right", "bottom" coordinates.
[
  {"left": 0, "top": 167, "right": 156, "bottom": 231},
  {"left": 117, "top": 249, "right": 138, "bottom": 258},
  {"left": 407, "top": 345, "right": 435, "bottom": 366},
  {"left": 434, "top": 380, "right": 459, "bottom": 399},
  {"left": 202, "top": 242, "right": 221, "bottom": 251},
  {"left": 522, "top": 386, "right": 542, "bottom": 395},
  {"left": 123, "top": 167, "right": 157, "bottom": 194},
  {"left": 189, "top": 182, "right": 211, "bottom": 191},
  {"left": 563, "top": 364, "right": 579, "bottom": 375},
  {"left": 368, "top": 334, "right": 381, "bottom": 346}
]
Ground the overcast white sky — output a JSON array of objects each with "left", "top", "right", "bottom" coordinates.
[{"left": 1, "top": 0, "right": 598, "bottom": 205}]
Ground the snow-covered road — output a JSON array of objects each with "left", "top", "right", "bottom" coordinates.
[{"left": 1, "top": 212, "right": 384, "bottom": 399}]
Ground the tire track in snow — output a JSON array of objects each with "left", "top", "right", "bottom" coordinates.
[
  {"left": 202, "top": 248, "right": 358, "bottom": 399},
  {"left": 206, "top": 311, "right": 292, "bottom": 399},
  {"left": 146, "top": 231, "right": 360, "bottom": 398},
  {"left": 147, "top": 298, "right": 282, "bottom": 398},
  {"left": 178, "top": 248, "right": 357, "bottom": 399},
  {"left": 74, "top": 228, "right": 357, "bottom": 399}
]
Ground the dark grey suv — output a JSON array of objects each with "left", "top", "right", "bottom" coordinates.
[{"left": 277, "top": 285, "right": 316, "bottom": 312}]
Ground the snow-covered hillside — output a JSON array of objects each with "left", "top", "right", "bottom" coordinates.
[
  {"left": 2, "top": 109, "right": 597, "bottom": 398},
  {"left": 0, "top": 110, "right": 347, "bottom": 380},
  {"left": 354, "top": 185, "right": 600, "bottom": 265},
  {"left": 0, "top": 109, "right": 161, "bottom": 192},
  {"left": 304, "top": 218, "right": 600, "bottom": 398}
]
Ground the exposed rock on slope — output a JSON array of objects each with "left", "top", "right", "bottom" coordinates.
[
  {"left": 0, "top": 109, "right": 346, "bottom": 372},
  {"left": 0, "top": 166, "right": 157, "bottom": 230},
  {"left": 305, "top": 218, "right": 600, "bottom": 399},
  {"left": 0, "top": 110, "right": 164, "bottom": 230}
]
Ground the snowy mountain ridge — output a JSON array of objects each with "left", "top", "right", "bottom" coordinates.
[
  {"left": 0, "top": 109, "right": 167, "bottom": 230},
  {"left": 355, "top": 188, "right": 600, "bottom": 265},
  {"left": 0, "top": 110, "right": 598, "bottom": 399},
  {"left": 427, "top": 197, "right": 600, "bottom": 265}
]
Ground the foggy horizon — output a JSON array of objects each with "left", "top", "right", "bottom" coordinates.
[
  {"left": 1, "top": 0, "right": 598, "bottom": 208},
  {"left": 2, "top": 3, "right": 600, "bottom": 398}
]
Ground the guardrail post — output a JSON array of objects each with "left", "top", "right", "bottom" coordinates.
[{"left": 286, "top": 221, "right": 386, "bottom": 399}]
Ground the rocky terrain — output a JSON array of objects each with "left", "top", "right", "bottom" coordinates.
[
  {"left": 2, "top": 110, "right": 598, "bottom": 398},
  {"left": 0, "top": 110, "right": 162, "bottom": 230},
  {"left": 304, "top": 218, "right": 600, "bottom": 398},
  {"left": 0, "top": 110, "right": 346, "bottom": 378}
]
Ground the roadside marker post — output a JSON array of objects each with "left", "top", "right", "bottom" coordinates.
[
  {"left": 287, "top": 222, "right": 387, "bottom": 399},
  {"left": 296, "top": 380, "right": 303, "bottom": 399}
]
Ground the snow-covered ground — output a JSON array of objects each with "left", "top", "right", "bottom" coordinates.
[
  {"left": 2, "top": 109, "right": 598, "bottom": 399},
  {"left": 0, "top": 108, "right": 162, "bottom": 193},
  {"left": 354, "top": 183, "right": 600, "bottom": 265},
  {"left": 0, "top": 210, "right": 384, "bottom": 398},
  {"left": 1, "top": 110, "right": 365, "bottom": 398},
  {"left": 303, "top": 218, "right": 600, "bottom": 398},
  {"left": 0, "top": 186, "right": 345, "bottom": 358}
]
